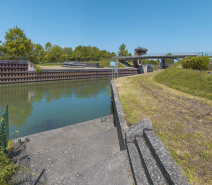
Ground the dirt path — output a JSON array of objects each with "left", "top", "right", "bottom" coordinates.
[{"left": 115, "top": 71, "right": 212, "bottom": 185}]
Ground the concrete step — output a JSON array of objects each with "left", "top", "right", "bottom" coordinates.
[
  {"left": 135, "top": 137, "right": 167, "bottom": 184},
  {"left": 50, "top": 150, "right": 134, "bottom": 185},
  {"left": 24, "top": 115, "right": 114, "bottom": 155},
  {"left": 127, "top": 136, "right": 168, "bottom": 185},
  {"left": 143, "top": 130, "right": 190, "bottom": 185},
  {"left": 28, "top": 127, "right": 120, "bottom": 184},
  {"left": 127, "top": 143, "right": 149, "bottom": 185}
]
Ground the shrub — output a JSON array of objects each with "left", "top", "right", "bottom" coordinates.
[
  {"left": 0, "top": 145, "right": 19, "bottom": 185},
  {"left": 182, "top": 56, "right": 210, "bottom": 71}
]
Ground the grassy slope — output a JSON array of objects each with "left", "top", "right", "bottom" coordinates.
[
  {"left": 154, "top": 61, "right": 212, "bottom": 100},
  {"left": 115, "top": 70, "right": 212, "bottom": 184},
  {"left": 38, "top": 59, "right": 125, "bottom": 68},
  {"left": 83, "top": 59, "right": 125, "bottom": 68},
  {"left": 37, "top": 63, "right": 61, "bottom": 66}
]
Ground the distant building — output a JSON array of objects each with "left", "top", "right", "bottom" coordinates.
[{"left": 134, "top": 46, "right": 148, "bottom": 56}]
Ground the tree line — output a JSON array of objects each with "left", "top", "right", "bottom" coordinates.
[
  {"left": 0, "top": 26, "right": 174, "bottom": 64},
  {"left": 0, "top": 26, "right": 116, "bottom": 63}
]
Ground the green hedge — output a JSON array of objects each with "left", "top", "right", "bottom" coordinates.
[{"left": 182, "top": 56, "right": 210, "bottom": 71}]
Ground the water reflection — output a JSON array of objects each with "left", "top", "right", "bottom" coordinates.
[{"left": 0, "top": 78, "right": 111, "bottom": 138}]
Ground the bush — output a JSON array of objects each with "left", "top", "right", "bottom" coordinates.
[
  {"left": 182, "top": 56, "right": 210, "bottom": 71},
  {"left": 0, "top": 145, "right": 19, "bottom": 185}
]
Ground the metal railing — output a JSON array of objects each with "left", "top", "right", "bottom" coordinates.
[{"left": 0, "top": 105, "right": 9, "bottom": 154}]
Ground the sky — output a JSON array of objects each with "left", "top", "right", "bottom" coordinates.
[{"left": 1, "top": 0, "right": 212, "bottom": 54}]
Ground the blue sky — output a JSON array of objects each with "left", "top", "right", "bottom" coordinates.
[{"left": 1, "top": 0, "right": 212, "bottom": 54}]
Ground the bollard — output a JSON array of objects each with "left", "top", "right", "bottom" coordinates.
[
  {"left": 18, "top": 139, "right": 21, "bottom": 144},
  {"left": 25, "top": 137, "right": 29, "bottom": 142}
]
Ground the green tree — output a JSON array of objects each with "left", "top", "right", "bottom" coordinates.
[
  {"left": 47, "top": 45, "right": 65, "bottom": 62},
  {"left": 165, "top": 53, "right": 174, "bottom": 64},
  {"left": 4, "top": 26, "right": 33, "bottom": 60},
  {"left": 45, "top": 42, "right": 52, "bottom": 53},
  {"left": 64, "top": 47, "right": 73, "bottom": 61},
  {"left": 0, "top": 41, "right": 5, "bottom": 58},
  {"left": 34, "top": 44, "right": 45, "bottom": 63},
  {"left": 148, "top": 59, "right": 160, "bottom": 65},
  {"left": 141, "top": 59, "right": 150, "bottom": 65},
  {"left": 90, "top": 46, "right": 101, "bottom": 60},
  {"left": 71, "top": 45, "right": 83, "bottom": 61},
  {"left": 118, "top": 43, "right": 130, "bottom": 56}
]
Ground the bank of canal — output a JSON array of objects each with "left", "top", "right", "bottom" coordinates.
[{"left": 0, "top": 78, "right": 112, "bottom": 139}]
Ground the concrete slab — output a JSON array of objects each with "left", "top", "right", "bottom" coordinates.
[
  {"left": 29, "top": 127, "right": 120, "bottom": 184},
  {"left": 51, "top": 150, "right": 134, "bottom": 185},
  {"left": 22, "top": 115, "right": 114, "bottom": 155}
]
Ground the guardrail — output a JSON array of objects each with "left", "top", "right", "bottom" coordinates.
[{"left": 0, "top": 105, "right": 9, "bottom": 154}]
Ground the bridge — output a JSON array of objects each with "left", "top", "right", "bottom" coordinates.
[{"left": 115, "top": 51, "right": 212, "bottom": 69}]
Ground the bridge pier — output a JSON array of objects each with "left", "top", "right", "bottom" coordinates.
[{"left": 160, "top": 58, "right": 165, "bottom": 69}]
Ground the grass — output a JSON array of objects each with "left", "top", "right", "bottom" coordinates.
[
  {"left": 31, "top": 63, "right": 43, "bottom": 73},
  {"left": 38, "top": 59, "right": 125, "bottom": 68},
  {"left": 83, "top": 59, "right": 125, "bottom": 68},
  {"left": 124, "top": 60, "right": 134, "bottom": 67},
  {"left": 37, "top": 63, "right": 62, "bottom": 66},
  {"left": 154, "top": 61, "right": 212, "bottom": 100},
  {"left": 152, "top": 67, "right": 161, "bottom": 71},
  {"left": 115, "top": 70, "right": 212, "bottom": 184}
]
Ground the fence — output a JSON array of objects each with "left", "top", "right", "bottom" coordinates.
[{"left": 0, "top": 105, "right": 9, "bottom": 154}]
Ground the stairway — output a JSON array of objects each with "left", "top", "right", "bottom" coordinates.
[
  {"left": 14, "top": 115, "right": 134, "bottom": 185},
  {"left": 126, "top": 120, "right": 190, "bottom": 185},
  {"left": 117, "top": 60, "right": 132, "bottom": 67}
]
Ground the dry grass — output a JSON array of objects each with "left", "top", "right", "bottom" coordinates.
[{"left": 115, "top": 70, "right": 212, "bottom": 185}]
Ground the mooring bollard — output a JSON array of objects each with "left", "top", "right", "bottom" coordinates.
[
  {"left": 18, "top": 139, "right": 21, "bottom": 144},
  {"left": 25, "top": 137, "right": 29, "bottom": 142}
]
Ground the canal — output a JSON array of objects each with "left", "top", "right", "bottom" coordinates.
[{"left": 0, "top": 78, "right": 112, "bottom": 139}]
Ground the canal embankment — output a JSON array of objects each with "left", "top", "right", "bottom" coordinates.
[
  {"left": 113, "top": 69, "right": 212, "bottom": 184},
  {"left": 111, "top": 79, "right": 190, "bottom": 184},
  {"left": 0, "top": 66, "right": 139, "bottom": 84}
]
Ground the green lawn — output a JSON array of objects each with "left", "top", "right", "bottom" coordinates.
[
  {"left": 37, "top": 59, "right": 125, "bottom": 68},
  {"left": 154, "top": 61, "right": 212, "bottom": 100},
  {"left": 115, "top": 69, "right": 212, "bottom": 184},
  {"left": 37, "top": 63, "right": 62, "bottom": 66},
  {"left": 83, "top": 59, "right": 125, "bottom": 68}
]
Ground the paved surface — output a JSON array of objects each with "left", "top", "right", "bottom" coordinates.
[
  {"left": 51, "top": 150, "right": 134, "bottom": 185},
  {"left": 25, "top": 115, "right": 115, "bottom": 155},
  {"left": 15, "top": 115, "right": 134, "bottom": 184},
  {"left": 29, "top": 127, "right": 120, "bottom": 183}
]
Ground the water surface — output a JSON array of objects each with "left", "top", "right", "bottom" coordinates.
[{"left": 0, "top": 78, "right": 111, "bottom": 139}]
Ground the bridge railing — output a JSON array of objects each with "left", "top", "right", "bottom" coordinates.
[{"left": 116, "top": 52, "right": 212, "bottom": 59}]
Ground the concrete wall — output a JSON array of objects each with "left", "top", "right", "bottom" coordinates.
[{"left": 111, "top": 80, "right": 127, "bottom": 150}]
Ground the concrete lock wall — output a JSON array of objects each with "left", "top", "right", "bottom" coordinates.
[{"left": 0, "top": 68, "right": 139, "bottom": 84}]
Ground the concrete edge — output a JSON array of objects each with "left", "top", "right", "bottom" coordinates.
[
  {"left": 125, "top": 119, "right": 152, "bottom": 143},
  {"left": 144, "top": 129, "right": 191, "bottom": 185},
  {"left": 111, "top": 79, "right": 127, "bottom": 150}
]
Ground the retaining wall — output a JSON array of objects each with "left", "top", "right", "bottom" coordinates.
[{"left": 0, "top": 68, "right": 139, "bottom": 84}]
